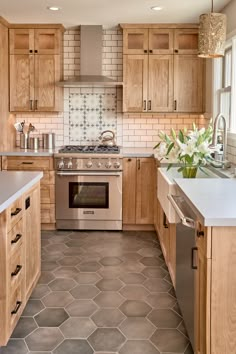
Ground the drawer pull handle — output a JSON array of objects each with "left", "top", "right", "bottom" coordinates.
[
  {"left": 191, "top": 247, "right": 198, "bottom": 270},
  {"left": 11, "top": 234, "right": 22, "bottom": 244},
  {"left": 11, "top": 301, "right": 22, "bottom": 315},
  {"left": 11, "top": 265, "right": 22, "bottom": 277},
  {"left": 21, "top": 162, "right": 34, "bottom": 165},
  {"left": 11, "top": 208, "right": 22, "bottom": 217}
]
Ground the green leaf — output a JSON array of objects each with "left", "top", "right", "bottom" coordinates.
[
  {"left": 178, "top": 130, "right": 184, "bottom": 143},
  {"left": 166, "top": 142, "right": 174, "bottom": 155},
  {"left": 167, "top": 163, "right": 173, "bottom": 171},
  {"left": 153, "top": 142, "right": 161, "bottom": 149}
]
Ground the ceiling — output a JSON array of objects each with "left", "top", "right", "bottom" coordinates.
[{"left": 0, "top": 0, "right": 232, "bottom": 29}]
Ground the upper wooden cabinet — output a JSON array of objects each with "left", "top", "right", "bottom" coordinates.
[
  {"left": 9, "top": 27, "right": 63, "bottom": 112},
  {"left": 9, "top": 28, "right": 61, "bottom": 55},
  {"left": 121, "top": 24, "right": 204, "bottom": 113}
]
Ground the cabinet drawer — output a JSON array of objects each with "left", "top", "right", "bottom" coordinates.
[
  {"left": 7, "top": 197, "right": 23, "bottom": 232},
  {"left": 9, "top": 282, "right": 24, "bottom": 332},
  {"left": 2, "top": 156, "right": 53, "bottom": 171},
  {"left": 41, "top": 185, "right": 55, "bottom": 204},
  {"left": 10, "top": 245, "right": 24, "bottom": 292},
  {"left": 8, "top": 218, "right": 23, "bottom": 254},
  {"left": 41, "top": 203, "right": 55, "bottom": 223}
]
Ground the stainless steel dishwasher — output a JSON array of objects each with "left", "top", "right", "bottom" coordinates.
[{"left": 168, "top": 194, "right": 197, "bottom": 351}]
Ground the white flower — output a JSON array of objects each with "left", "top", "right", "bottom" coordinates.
[
  {"left": 177, "top": 139, "right": 197, "bottom": 157},
  {"left": 155, "top": 142, "right": 168, "bottom": 159},
  {"left": 198, "top": 141, "right": 211, "bottom": 155}
]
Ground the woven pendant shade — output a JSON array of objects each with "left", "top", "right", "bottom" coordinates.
[{"left": 198, "top": 1, "right": 227, "bottom": 58}]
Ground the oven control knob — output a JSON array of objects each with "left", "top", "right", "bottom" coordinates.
[
  {"left": 105, "top": 161, "right": 112, "bottom": 169},
  {"left": 86, "top": 160, "right": 93, "bottom": 168},
  {"left": 58, "top": 158, "right": 64, "bottom": 169},
  {"left": 67, "top": 159, "right": 73, "bottom": 169},
  {"left": 97, "top": 162, "right": 102, "bottom": 168},
  {"left": 114, "top": 161, "right": 121, "bottom": 169}
]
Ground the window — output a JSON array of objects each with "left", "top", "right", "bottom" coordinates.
[{"left": 213, "top": 37, "right": 236, "bottom": 133}]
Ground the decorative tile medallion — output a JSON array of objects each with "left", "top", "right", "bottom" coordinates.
[{"left": 68, "top": 91, "right": 117, "bottom": 144}]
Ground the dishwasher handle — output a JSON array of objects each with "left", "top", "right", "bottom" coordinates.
[{"left": 168, "top": 194, "right": 196, "bottom": 229}]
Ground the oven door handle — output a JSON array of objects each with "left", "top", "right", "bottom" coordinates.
[{"left": 56, "top": 171, "right": 122, "bottom": 177}]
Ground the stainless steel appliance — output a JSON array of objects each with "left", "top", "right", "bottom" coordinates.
[
  {"left": 168, "top": 194, "right": 196, "bottom": 351},
  {"left": 55, "top": 145, "right": 122, "bottom": 230}
]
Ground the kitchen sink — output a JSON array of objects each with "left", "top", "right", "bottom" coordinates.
[{"left": 157, "top": 166, "right": 224, "bottom": 223}]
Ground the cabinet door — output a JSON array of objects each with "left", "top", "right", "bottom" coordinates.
[
  {"left": 9, "top": 54, "right": 34, "bottom": 112},
  {"left": 149, "top": 29, "right": 174, "bottom": 54},
  {"left": 9, "top": 29, "right": 34, "bottom": 54},
  {"left": 174, "top": 55, "right": 204, "bottom": 113},
  {"left": 123, "top": 55, "right": 148, "bottom": 112},
  {"left": 148, "top": 55, "right": 174, "bottom": 112},
  {"left": 34, "top": 29, "right": 61, "bottom": 54},
  {"left": 123, "top": 28, "right": 149, "bottom": 55},
  {"left": 122, "top": 158, "right": 137, "bottom": 224},
  {"left": 174, "top": 29, "right": 199, "bottom": 54},
  {"left": 34, "top": 54, "right": 61, "bottom": 111},
  {"left": 136, "top": 158, "right": 155, "bottom": 224},
  {"left": 24, "top": 183, "right": 41, "bottom": 299}
]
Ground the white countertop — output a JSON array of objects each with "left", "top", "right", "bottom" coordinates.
[
  {"left": 0, "top": 171, "right": 43, "bottom": 213},
  {"left": 121, "top": 147, "right": 155, "bottom": 157},
  {"left": 0, "top": 148, "right": 58, "bottom": 156},
  {"left": 175, "top": 178, "right": 236, "bottom": 226}
]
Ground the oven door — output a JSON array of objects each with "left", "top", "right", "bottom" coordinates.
[{"left": 55, "top": 171, "right": 122, "bottom": 230}]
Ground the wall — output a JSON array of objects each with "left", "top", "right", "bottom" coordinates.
[
  {"left": 15, "top": 27, "right": 207, "bottom": 149},
  {"left": 222, "top": 0, "right": 236, "bottom": 35}
]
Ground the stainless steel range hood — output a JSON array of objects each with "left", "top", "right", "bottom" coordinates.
[{"left": 58, "top": 25, "right": 123, "bottom": 87}]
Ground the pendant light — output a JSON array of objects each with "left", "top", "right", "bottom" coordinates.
[{"left": 198, "top": 0, "right": 227, "bottom": 58}]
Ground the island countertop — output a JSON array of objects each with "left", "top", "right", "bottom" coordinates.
[
  {"left": 0, "top": 171, "right": 43, "bottom": 213},
  {"left": 175, "top": 178, "right": 236, "bottom": 226}
]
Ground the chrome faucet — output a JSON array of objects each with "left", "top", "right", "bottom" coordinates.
[{"left": 211, "top": 113, "right": 229, "bottom": 168}]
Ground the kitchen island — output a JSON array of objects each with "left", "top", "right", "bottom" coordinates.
[
  {"left": 173, "top": 177, "right": 236, "bottom": 354},
  {"left": 0, "top": 171, "right": 43, "bottom": 346}
]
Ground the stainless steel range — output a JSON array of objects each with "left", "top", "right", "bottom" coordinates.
[{"left": 55, "top": 145, "right": 122, "bottom": 230}]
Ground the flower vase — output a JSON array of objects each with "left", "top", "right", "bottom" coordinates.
[{"left": 182, "top": 166, "right": 198, "bottom": 178}]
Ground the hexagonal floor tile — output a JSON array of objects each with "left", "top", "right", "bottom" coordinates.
[
  {"left": 98, "top": 266, "right": 122, "bottom": 279},
  {"left": 148, "top": 309, "right": 182, "bottom": 328},
  {"left": 53, "top": 266, "right": 79, "bottom": 278},
  {"left": 119, "top": 285, "right": 149, "bottom": 301},
  {"left": 88, "top": 328, "right": 125, "bottom": 352},
  {"left": 11, "top": 317, "right": 37, "bottom": 338},
  {"left": 63, "top": 247, "right": 84, "bottom": 256},
  {"left": 53, "top": 339, "right": 93, "bottom": 354},
  {"left": 42, "top": 291, "right": 74, "bottom": 307},
  {"left": 22, "top": 299, "right": 45, "bottom": 316},
  {"left": 120, "top": 261, "right": 144, "bottom": 273},
  {"left": 119, "top": 317, "right": 155, "bottom": 339},
  {"left": 119, "top": 340, "right": 160, "bottom": 354},
  {"left": 49, "top": 235, "right": 70, "bottom": 244},
  {"left": 30, "top": 284, "right": 51, "bottom": 299},
  {"left": 68, "top": 231, "right": 88, "bottom": 240},
  {"left": 139, "top": 257, "right": 164, "bottom": 267},
  {"left": 119, "top": 300, "right": 151, "bottom": 317},
  {"left": 122, "top": 252, "right": 143, "bottom": 261},
  {"left": 74, "top": 272, "right": 101, "bottom": 284},
  {"left": 46, "top": 243, "right": 68, "bottom": 254},
  {"left": 138, "top": 247, "right": 162, "bottom": 257},
  {"left": 142, "top": 267, "right": 167, "bottom": 279},
  {"left": 35, "top": 308, "right": 69, "bottom": 327},
  {"left": 94, "top": 291, "right": 124, "bottom": 308},
  {"left": 150, "top": 329, "right": 189, "bottom": 353},
  {"left": 66, "top": 299, "right": 98, "bottom": 317},
  {"left": 119, "top": 273, "right": 146, "bottom": 285},
  {"left": 60, "top": 317, "right": 96, "bottom": 338},
  {"left": 38, "top": 271, "right": 56, "bottom": 284},
  {"left": 91, "top": 308, "right": 125, "bottom": 327},
  {"left": 70, "top": 285, "right": 99, "bottom": 299},
  {"left": 49, "top": 278, "right": 77, "bottom": 291},
  {"left": 99, "top": 257, "right": 123, "bottom": 266},
  {"left": 96, "top": 279, "right": 123, "bottom": 291},
  {"left": 143, "top": 279, "right": 172, "bottom": 292},
  {"left": 78, "top": 261, "right": 101, "bottom": 272},
  {"left": 58, "top": 256, "right": 80, "bottom": 266},
  {"left": 26, "top": 327, "right": 63, "bottom": 351},
  {"left": 0, "top": 339, "right": 29, "bottom": 354},
  {"left": 66, "top": 240, "right": 86, "bottom": 248},
  {"left": 147, "top": 293, "right": 177, "bottom": 309}
]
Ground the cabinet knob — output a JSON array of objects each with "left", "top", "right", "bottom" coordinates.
[
  {"left": 144, "top": 49, "right": 148, "bottom": 53},
  {"left": 174, "top": 49, "right": 178, "bottom": 53},
  {"left": 197, "top": 230, "right": 204, "bottom": 238},
  {"left": 29, "top": 50, "right": 33, "bottom": 53},
  {"left": 35, "top": 50, "right": 38, "bottom": 53},
  {"left": 149, "top": 49, "right": 153, "bottom": 53}
]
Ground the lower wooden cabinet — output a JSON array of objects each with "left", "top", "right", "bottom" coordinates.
[
  {"left": 0, "top": 182, "right": 41, "bottom": 346},
  {"left": 2, "top": 156, "right": 55, "bottom": 230},
  {"left": 123, "top": 157, "right": 155, "bottom": 228}
]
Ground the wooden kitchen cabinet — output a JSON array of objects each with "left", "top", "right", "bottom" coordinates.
[
  {"left": 2, "top": 156, "right": 56, "bottom": 230},
  {"left": 0, "top": 182, "right": 41, "bottom": 346},
  {"left": 9, "top": 27, "right": 63, "bottom": 112},
  {"left": 121, "top": 24, "right": 204, "bottom": 113},
  {"left": 123, "top": 157, "right": 155, "bottom": 228}
]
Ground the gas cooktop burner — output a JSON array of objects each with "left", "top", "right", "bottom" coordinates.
[{"left": 58, "top": 145, "right": 120, "bottom": 154}]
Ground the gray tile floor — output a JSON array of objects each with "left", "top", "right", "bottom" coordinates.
[{"left": 0, "top": 230, "right": 193, "bottom": 354}]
